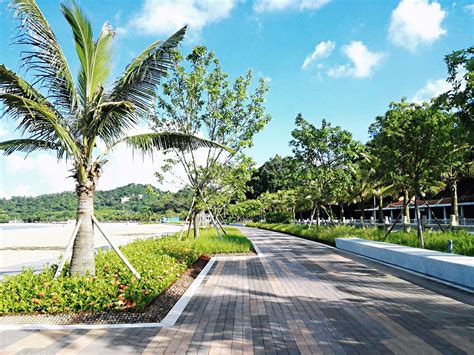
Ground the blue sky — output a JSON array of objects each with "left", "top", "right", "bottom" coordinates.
[{"left": 0, "top": 0, "right": 473, "bottom": 197}]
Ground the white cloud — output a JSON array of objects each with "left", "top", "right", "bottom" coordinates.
[
  {"left": 302, "top": 41, "right": 336, "bottom": 70},
  {"left": 254, "top": 0, "right": 292, "bottom": 12},
  {"left": 0, "top": 124, "right": 8, "bottom": 137},
  {"left": 1, "top": 153, "right": 73, "bottom": 198},
  {"left": 254, "top": 0, "right": 331, "bottom": 13},
  {"left": 10, "top": 184, "right": 32, "bottom": 198},
  {"left": 119, "top": 0, "right": 236, "bottom": 37},
  {"left": 327, "top": 41, "right": 385, "bottom": 78},
  {"left": 464, "top": 4, "right": 474, "bottom": 14},
  {"left": 388, "top": 0, "right": 447, "bottom": 52},
  {"left": 412, "top": 78, "right": 451, "bottom": 103},
  {"left": 300, "top": 0, "right": 331, "bottom": 10},
  {"left": 327, "top": 64, "right": 352, "bottom": 78}
]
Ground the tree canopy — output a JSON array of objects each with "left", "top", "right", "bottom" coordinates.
[{"left": 151, "top": 46, "right": 271, "bottom": 236}]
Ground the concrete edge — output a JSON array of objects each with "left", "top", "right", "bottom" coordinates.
[
  {"left": 0, "top": 233, "right": 262, "bottom": 331},
  {"left": 245, "top": 226, "right": 473, "bottom": 294},
  {"left": 250, "top": 238, "right": 263, "bottom": 256},
  {"left": 159, "top": 257, "right": 216, "bottom": 326},
  {"left": 334, "top": 239, "right": 474, "bottom": 294}
]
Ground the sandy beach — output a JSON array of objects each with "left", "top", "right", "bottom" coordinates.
[{"left": 0, "top": 223, "right": 182, "bottom": 271}]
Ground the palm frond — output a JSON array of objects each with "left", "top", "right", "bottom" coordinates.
[
  {"left": 0, "top": 93, "right": 80, "bottom": 160},
  {"left": 0, "top": 65, "right": 45, "bottom": 102},
  {"left": 11, "top": 0, "right": 78, "bottom": 112},
  {"left": 61, "top": 3, "right": 113, "bottom": 105},
  {"left": 92, "top": 100, "right": 135, "bottom": 145},
  {"left": 119, "top": 132, "right": 235, "bottom": 155},
  {"left": 0, "top": 138, "right": 60, "bottom": 156},
  {"left": 92, "top": 22, "right": 114, "bottom": 95},
  {"left": 110, "top": 26, "right": 187, "bottom": 117}
]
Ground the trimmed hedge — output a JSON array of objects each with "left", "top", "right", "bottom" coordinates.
[
  {"left": 247, "top": 222, "right": 474, "bottom": 257},
  {"left": 0, "top": 227, "right": 252, "bottom": 314}
]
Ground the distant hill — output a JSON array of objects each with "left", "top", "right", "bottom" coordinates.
[{"left": 0, "top": 184, "right": 192, "bottom": 223}]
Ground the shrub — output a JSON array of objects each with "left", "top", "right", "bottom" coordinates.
[
  {"left": 190, "top": 227, "right": 254, "bottom": 254},
  {"left": 265, "top": 211, "right": 292, "bottom": 223}
]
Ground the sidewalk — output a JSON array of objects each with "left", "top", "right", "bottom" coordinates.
[{"left": 1, "top": 227, "right": 473, "bottom": 354}]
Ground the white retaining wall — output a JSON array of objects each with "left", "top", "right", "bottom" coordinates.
[{"left": 335, "top": 238, "right": 474, "bottom": 290}]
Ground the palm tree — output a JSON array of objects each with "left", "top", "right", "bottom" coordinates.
[{"left": 0, "top": 0, "right": 227, "bottom": 276}]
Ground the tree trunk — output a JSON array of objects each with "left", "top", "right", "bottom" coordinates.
[
  {"left": 316, "top": 204, "right": 320, "bottom": 228},
  {"left": 414, "top": 192, "right": 424, "bottom": 248},
  {"left": 70, "top": 188, "right": 96, "bottom": 276},
  {"left": 193, "top": 211, "right": 200, "bottom": 238},
  {"left": 378, "top": 194, "right": 384, "bottom": 223},
  {"left": 309, "top": 201, "right": 317, "bottom": 228},
  {"left": 361, "top": 206, "right": 365, "bottom": 228},
  {"left": 403, "top": 189, "right": 411, "bottom": 232},
  {"left": 451, "top": 180, "right": 459, "bottom": 223},
  {"left": 404, "top": 190, "right": 410, "bottom": 222},
  {"left": 340, "top": 205, "right": 344, "bottom": 220}
]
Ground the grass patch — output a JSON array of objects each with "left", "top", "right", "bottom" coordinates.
[
  {"left": 247, "top": 222, "right": 474, "bottom": 257},
  {"left": 190, "top": 227, "right": 254, "bottom": 255},
  {"left": 0, "top": 227, "right": 252, "bottom": 314}
]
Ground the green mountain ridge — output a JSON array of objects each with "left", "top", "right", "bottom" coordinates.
[{"left": 0, "top": 184, "right": 191, "bottom": 223}]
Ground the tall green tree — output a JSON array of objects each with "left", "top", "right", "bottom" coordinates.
[
  {"left": 227, "top": 199, "right": 263, "bottom": 222},
  {"left": 0, "top": 1, "right": 223, "bottom": 275},
  {"left": 438, "top": 47, "right": 474, "bottom": 144},
  {"left": 199, "top": 155, "right": 255, "bottom": 222},
  {"left": 290, "top": 114, "right": 362, "bottom": 227},
  {"left": 152, "top": 46, "right": 271, "bottom": 236},
  {"left": 440, "top": 118, "right": 471, "bottom": 222},
  {"left": 247, "top": 155, "right": 296, "bottom": 198},
  {"left": 369, "top": 100, "right": 454, "bottom": 247}
]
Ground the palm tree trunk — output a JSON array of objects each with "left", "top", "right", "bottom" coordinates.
[{"left": 70, "top": 188, "right": 96, "bottom": 276}]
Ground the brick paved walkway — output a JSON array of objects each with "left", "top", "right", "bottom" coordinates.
[{"left": 1, "top": 227, "right": 474, "bottom": 354}]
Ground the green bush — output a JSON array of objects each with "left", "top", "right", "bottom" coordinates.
[
  {"left": 0, "top": 227, "right": 252, "bottom": 314},
  {"left": 247, "top": 222, "right": 474, "bottom": 256},
  {"left": 265, "top": 211, "right": 292, "bottom": 223},
  {"left": 190, "top": 227, "right": 254, "bottom": 254}
]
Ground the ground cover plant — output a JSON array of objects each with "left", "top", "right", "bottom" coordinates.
[
  {"left": 0, "top": 227, "right": 252, "bottom": 314},
  {"left": 247, "top": 223, "right": 474, "bottom": 256}
]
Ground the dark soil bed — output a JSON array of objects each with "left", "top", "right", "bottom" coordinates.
[{"left": 0, "top": 255, "right": 211, "bottom": 325}]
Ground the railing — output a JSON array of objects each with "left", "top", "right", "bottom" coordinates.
[{"left": 293, "top": 217, "right": 474, "bottom": 231}]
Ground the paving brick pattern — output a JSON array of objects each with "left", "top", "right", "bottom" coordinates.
[{"left": 1, "top": 227, "right": 473, "bottom": 354}]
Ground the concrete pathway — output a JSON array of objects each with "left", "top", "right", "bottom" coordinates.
[{"left": 1, "top": 227, "right": 473, "bottom": 354}]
